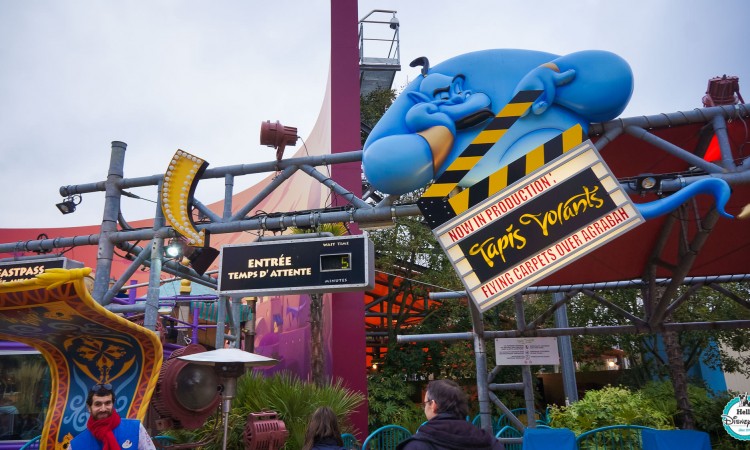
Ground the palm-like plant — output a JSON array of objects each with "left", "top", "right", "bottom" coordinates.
[{"left": 168, "top": 371, "right": 364, "bottom": 449}]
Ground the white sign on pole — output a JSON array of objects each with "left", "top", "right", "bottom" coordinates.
[{"left": 495, "top": 337, "right": 560, "bottom": 366}]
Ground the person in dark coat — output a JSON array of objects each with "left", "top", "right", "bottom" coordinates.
[
  {"left": 396, "top": 379, "right": 504, "bottom": 450},
  {"left": 302, "top": 406, "right": 348, "bottom": 450}
]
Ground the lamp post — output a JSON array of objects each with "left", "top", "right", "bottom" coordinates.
[{"left": 178, "top": 348, "right": 278, "bottom": 450}]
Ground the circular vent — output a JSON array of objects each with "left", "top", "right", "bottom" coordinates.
[{"left": 152, "top": 344, "right": 220, "bottom": 429}]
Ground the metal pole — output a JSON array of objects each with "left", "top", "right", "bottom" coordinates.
[
  {"left": 102, "top": 242, "right": 153, "bottom": 305},
  {"left": 514, "top": 294, "right": 537, "bottom": 428},
  {"left": 469, "top": 301, "right": 492, "bottom": 434},
  {"left": 553, "top": 292, "right": 578, "bottom": 404},
  {"left": 144, "top": 182, "right": 166, "bottom": 331},
  {"left": 91, "top": 141, "right": 127, "bottom": 303}
]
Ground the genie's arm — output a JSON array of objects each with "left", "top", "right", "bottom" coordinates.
[{"left": 514, "top": 50, "right": 634, "bottom": 123}]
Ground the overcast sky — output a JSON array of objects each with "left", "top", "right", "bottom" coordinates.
[{"left": 1, "top": 0, "right": 748, "bottom": 229}]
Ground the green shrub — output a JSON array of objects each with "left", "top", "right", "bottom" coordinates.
[
  {"left": 165, "top": 371, "right": 364, "bottom": 450},
  {"left": 548, "top": 385, "right": 672, "bottom": 434},
  {"left": 367, "top": 373, "right": 425, "bottom": 432}
]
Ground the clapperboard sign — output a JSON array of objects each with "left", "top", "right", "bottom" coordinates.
[{"left": 430, "top": 140, "right": 644, "bottom": 312}]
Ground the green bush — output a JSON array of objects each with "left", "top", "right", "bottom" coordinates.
[
  {"left": 367, "top": 373, "right": 425, "bottom": 432},
  {"left": 548, "top": 385, "right": 672, "bottom": 434},
  {"left": 165, "top": 371, "right": 364, "bottom": 450},
  {"left": 638, "top": 381, "right": 742, "bottom": 450}
]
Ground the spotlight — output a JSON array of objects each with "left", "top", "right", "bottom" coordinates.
[
  {"left": 635, "top": 174, "right": 662, "bottom": 194},
  {"left": 260, "top": 120, "right": 298, "bottom": 161},
  {"left": 56, "top": 194, "right": 82, "bottom": 215},
  {"left": 165, "top": 239, "right": 185, "bottom": 259}
]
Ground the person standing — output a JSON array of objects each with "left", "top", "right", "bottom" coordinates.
[
  {"left": 302, "top": 406, "right": 348, "bottom": 450},
  {"left": 70, "top": 383, "right": 156, "bottom": 450},
  {"left": 396, "top": 379, "right": 504, "bottom": 450}
]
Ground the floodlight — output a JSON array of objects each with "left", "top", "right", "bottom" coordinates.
[
  {"left": 260, "top": 120, "right": 298, "bottom": 161},
  {"left": 56, "top": 195, "right": 82, "bottom": 215}
]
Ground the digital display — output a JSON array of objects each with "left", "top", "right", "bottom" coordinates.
[{"left": 320, "top": 253, "right": 351, "bottom": 272}]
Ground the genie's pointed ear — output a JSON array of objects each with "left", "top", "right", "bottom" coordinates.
[{"left": 410, "top": 56, "right": 430, "bottom": 77}]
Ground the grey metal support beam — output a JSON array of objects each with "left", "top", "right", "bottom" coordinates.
[
  {"left": 711, "top": 114, "right": 736, "bottom": 171},
  {"left": 588, "top": 103, "right": 750, "bottom": 136},
  {"left": 580, "top": 289, "right": 647, "bottom": 326},
  {"left": 123, "top": 247, "right": 218, "bottom": 288},
  {"left": 299, "top": 164, "right": 371, "bottom": 209},
  {"left": 400, "top": 319, "right": 750, "bottom": 344},
  {"left": 591, "top": 125, "right": 624, "bottom": 151},
  {"left": 527, "top": 291, "right": 575, "bottom": 330},
  {"left": 650, "top": 208, "right": 721, "bottom": 324},
  {"left": 193, "top": 198, "right": 222, "bottom": 223},
  {"left": 145, "top": 191, "right": 166, "bottom": 331},
  {"left": 230, "top": 165, "right": 298, "bottom": 221},
  {"left": 0, "top": 235, "right": 100, "bottom": 254},
  {"left": 488, "top": 391, "right": 525, "bottom": 430},
  {"left": 223, "top": 173, "right": 234, "bottom": 220},
  {"left": 92, "top": 141, "right": 127, "bottom": 303},
  {"left": 514, "top": 294, "right": 537, "bottom": 429},
  {"left": 214, "top": 295, "right": 228, "bottom": 349},
  {"left": 625, "top": 126, "right": 725, "bottom": 174},
  {"left": 553, "top": 292, "right": 578, "bottom": 404},
  {"left": 427, "top": 275, "right": 750, "bottom": 299},
  {"left": 102, "top": 242, "right": 153, "bottom": 305},
  {"left": 469, "top": 300, "right": 493, "bottom": 434}
]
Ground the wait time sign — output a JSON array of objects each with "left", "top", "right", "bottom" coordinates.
[
  {"left": 218, "top": 235, "right": 375, "bottom": 296},
  {"left": 434, "top": 141, "right": 644, "bottom": 312}
]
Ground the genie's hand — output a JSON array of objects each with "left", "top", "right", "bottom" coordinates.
[{"left": 514, "top": 63, "right": 576, "bottom": 115}]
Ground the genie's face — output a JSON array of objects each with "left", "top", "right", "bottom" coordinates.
[{"left": 418, "top": 73, "right": 493, "bottom": 129}]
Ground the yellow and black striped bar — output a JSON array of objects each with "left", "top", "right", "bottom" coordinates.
[
  {"left": 418, "top": 90, "right": 541, "bottom": 227},
  {"left": 447, "top": 124, "right": 585, "bottom": 219},
  {"left": 421, "top": 90, "right": 542, "bottom": 198}
]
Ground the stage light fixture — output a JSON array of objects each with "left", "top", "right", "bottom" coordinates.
[
  {"left": 56, "top": 194, "right": 82, "bottom": 215},
  {"left": 165, "top": 239, "right": 184, "bottom": 259},
  {"left": 260, "top": 120, "right": 298, "bottom": 161},
  {"left": 635, "top": 174, "right": 662, "bottom": 194}
]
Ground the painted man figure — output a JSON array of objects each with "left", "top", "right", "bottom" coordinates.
[
  {"left": 70, "top": 383, "right": 155, "bottom": 450},
  {"left": 396, "top": 379, "right": 503, "bottom": 450}
]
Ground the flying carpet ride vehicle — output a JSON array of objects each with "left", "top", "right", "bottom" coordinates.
[
  {"left": 361, "top": 49, "right": 732, "bottom": 223},
  {"left": 0, "top": 268, "right": 162, "bottom": 450}
]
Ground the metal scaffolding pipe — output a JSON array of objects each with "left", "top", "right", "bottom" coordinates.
[
  {"left": 102, "top": 242, "right": 153, "bottom": 306},
  {"left": 92, "top": 141, "right": 127, "bottom": 303},
  {"left": 399, "top": 320, "right": 750, "bottom": 343},
  {"left": 428, "top": 274, "right": 750, "bottom": 299},
  {"left": 588, "top": 103, "right": 750, "bottom": 136},
  {"left": 59, "top": 150, "right": 364, "bottom": 196},
  {"left": 625, "top": 126, "right": 725, "bottom": 174}
]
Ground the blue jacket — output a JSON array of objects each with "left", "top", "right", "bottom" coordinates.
[
  {"left": 71, "top": 418, "right": 140, "bottom": 450},
  {"left": 311, "top": 436, "right": 347, "bottom": 450}
]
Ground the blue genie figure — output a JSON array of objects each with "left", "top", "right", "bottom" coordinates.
[{"left": 362, "top": 49, "right": 731, "bottom": 220}]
